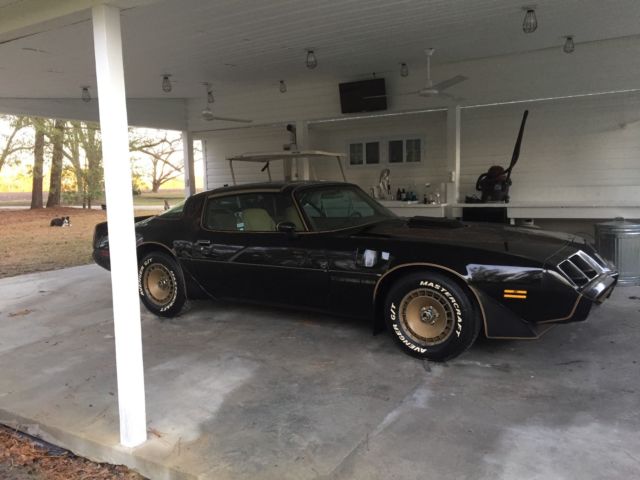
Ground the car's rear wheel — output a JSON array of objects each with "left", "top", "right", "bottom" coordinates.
[
  {"left": 138, "top": 251, "right": 186, "bottom": 317},
  {"left": 384, "top": 271, "right": 481, "bottom": 361}
]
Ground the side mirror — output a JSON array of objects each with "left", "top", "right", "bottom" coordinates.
[{"left": 277, "top": 221, "right": 297, "bottom": 237}]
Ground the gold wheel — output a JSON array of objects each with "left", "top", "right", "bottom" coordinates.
[
  {"left": 399, "top": 288, "right": 455, "bottom": 346},
  {"left": 142, "top": 263, "right": 176, "bottom": 307}
]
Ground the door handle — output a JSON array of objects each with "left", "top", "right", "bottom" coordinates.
[{"left": 196, "top": 239, "right": 211, "bottom": 246}]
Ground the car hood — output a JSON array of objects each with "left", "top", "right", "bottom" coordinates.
[{"left": 356, "top": 217, "right": 587, "bottom": 266}]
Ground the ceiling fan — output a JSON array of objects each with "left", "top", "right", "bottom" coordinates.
[
  {"left": 369, "top": 48, "right": 468, "bottom": 101},
  {"left": 412, "top": 48, "right": 468, "bottom": 99},
  {"left": 200, "top": 83, "right": 252, "bottom": 123}
]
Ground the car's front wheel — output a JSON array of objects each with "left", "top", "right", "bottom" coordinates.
[
  {"left": 384, "top": 271, "right": 481, "bottom": 361},
  {"left": 138, "top": 251, "right": 186, "bottom": 317}
]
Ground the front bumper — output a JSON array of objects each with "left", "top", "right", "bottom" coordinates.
[
  {"left": 553, "top": 248, "right": 618, "bottom": 304},
  {"left": 580, "top": 271, "right": 618, "bottom": 303},
  {"left": 472, "top": 253, "right": 617, "bottom": 339}
]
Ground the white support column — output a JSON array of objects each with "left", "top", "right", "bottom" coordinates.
[
  {"left": 201, "top": 139, "right": 209, "bottom": 190},
  {"left": 92, "top": 4, "right": 147, "bottom": 448},
  {"left": 295, "top": 120, "right": 310, "bottom": 180},
  {"left": 283, "top": 158, "right": 293, "bottom": 181},
  {"left": 446, "top": 106, "right": 461, "bottom": 209},
  {"left": 182, "top": 130, "right": 196, "bottom": 197}
]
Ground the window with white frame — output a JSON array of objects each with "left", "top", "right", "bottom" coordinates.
[
  {"left": 405, "top": 139, "right": 421, "bottom": 163},
  {"left": 349, "top": 137, "right": 422, "bottom": 166},
  {"left": 389, "top": 138, "right": 422, "bottom": 163},
  {"left": 349, "top": 141, "right": 380, "bottom": 165}
]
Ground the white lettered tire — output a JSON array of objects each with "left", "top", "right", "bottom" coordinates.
[
  {"left": 138, "top": 251, "right": 187, "bottom": 317},
  {"left": 384, "top": 271, "right": 481, "bottom": 361}
]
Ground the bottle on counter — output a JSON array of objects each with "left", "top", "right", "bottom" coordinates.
[
  {"left": 400, "top": 188, "right": 406, "bottom": 201},
  {"left": 396, "top": 188, "right": 401, "bottom": 200}
]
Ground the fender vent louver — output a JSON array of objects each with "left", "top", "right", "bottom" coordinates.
[{"left": 558, "top": 251, "right": 603, "bottom": 287}]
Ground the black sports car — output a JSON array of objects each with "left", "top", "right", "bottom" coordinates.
[{"left": 93, "top": 181, "right": 617, "bottom": 361}]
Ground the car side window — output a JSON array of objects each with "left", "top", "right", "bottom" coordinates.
[
  {"left": 203, "top": 192, "right": 304, "bottom": 232},
  {"left": 297, "top": 186, "right": 391, "bottom": 231}
]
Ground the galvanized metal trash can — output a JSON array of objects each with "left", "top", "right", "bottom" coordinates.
[{"left": 595, "top": 218, "right": 640, "bottom": 286}]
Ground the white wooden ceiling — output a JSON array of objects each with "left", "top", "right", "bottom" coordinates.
[{"left": 0, "top": 0, "right": 639, "bottom": 100}]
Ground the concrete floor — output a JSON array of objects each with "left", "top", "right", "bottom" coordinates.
[{"left": 0, "top": 265, "right": 639, "bottom": 480}]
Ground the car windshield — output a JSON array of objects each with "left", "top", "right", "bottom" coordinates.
[{"left": 296, "top": 185, "right": 395, "bottom": 231}]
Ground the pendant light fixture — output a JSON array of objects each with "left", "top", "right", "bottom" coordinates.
[
  {"left": 400, "top": 62, "right": 409, "bottom": 78},
  {"left": 522, "top": 6, "right": 538, "bottom": 34},
  {"left": 306, "top": 49, "right": 318, "bottom": 69},
  {"left": 81, "top": 86, "right": 91, "bottom": 103},
  {"left": 201, "top": 82, "right": 214, "bottom": 121},
  {"left": 162, "top": 74, "right": 172, "bottom": 93},
  {"left": 279, "top": 80, "right": 287, "bottom": 93},
  {"left": 563, "top": 35, "right": 575, "bottom": 54}
]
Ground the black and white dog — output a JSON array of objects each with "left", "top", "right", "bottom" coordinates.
[{"left": 50, "top": 216, "right": 71, "bottom": 227}]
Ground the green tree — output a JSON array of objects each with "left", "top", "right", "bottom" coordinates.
[
  {"left": 130, "top": 131, "right": 183, "bottom": 193},
  {"left": 46, "top": 119, "right": 65, "bottom": 208},
  {"left": 0, "top": 115, "right": 31, "bottom": 174},
  {"left": 62, "top": 122, "right": 86, "bottom": 207},
  {"left": 76, "top": 123, "right": 104, "bottom": 209},
  {"left": 30, "top": 118, "right": 46, "bottom": 209}
]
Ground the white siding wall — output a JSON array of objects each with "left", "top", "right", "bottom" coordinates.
[
  {"left": 460, "top": 93, "right": 640, "bottom": 202},
  {"left": 199, "top": 112, "right": 448, "bottom": 195},
  {"left": 202, "top": 125, "right": 288, "bottom": 188},
  {"left": 309, "top": 111, "right": 448, "bottom": 197},
  {"left": 194, "top": 34, "right": 640, "bottom": 204},
  {"left": 200, "top": 91, "right": 640, "bottom": 206}
]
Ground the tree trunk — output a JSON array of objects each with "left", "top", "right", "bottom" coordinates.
[
  {"left": 30, "top": 125, "right": 45, "bottom": 209},
  {"left": 62, "top": 122, "right": 85, "bottom": 207},
  {"left": 46, "top": 120, "right": 65, "bottom": 208},
  {"left": 151, "top": 180, "right": 160, "bottom": 193},
  {"left": 82, "top": 127, "right": 103, "bottom": 210}
]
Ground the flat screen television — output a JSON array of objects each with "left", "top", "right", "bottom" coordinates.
[{"left": 339, "top": 78, "right": 387, "bottom": 114}]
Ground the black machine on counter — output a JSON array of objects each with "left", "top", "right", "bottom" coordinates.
[
  {"left": 463, "top": 110, "right": 529, "bottom": 223},
  {"left": 473, "top": 109, "right": 529, "bottom": 203}
]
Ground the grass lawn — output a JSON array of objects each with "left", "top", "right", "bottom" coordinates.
[
  {"left": 0, "top": 207, "right": 157, "bottom": 279},
  {"left": 0, "top": 191, "right": 185, "bottom": 208}
]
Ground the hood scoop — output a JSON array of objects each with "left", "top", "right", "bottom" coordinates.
[{"left": 407, "top": 216, "right": 466, "bottom": 229}]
